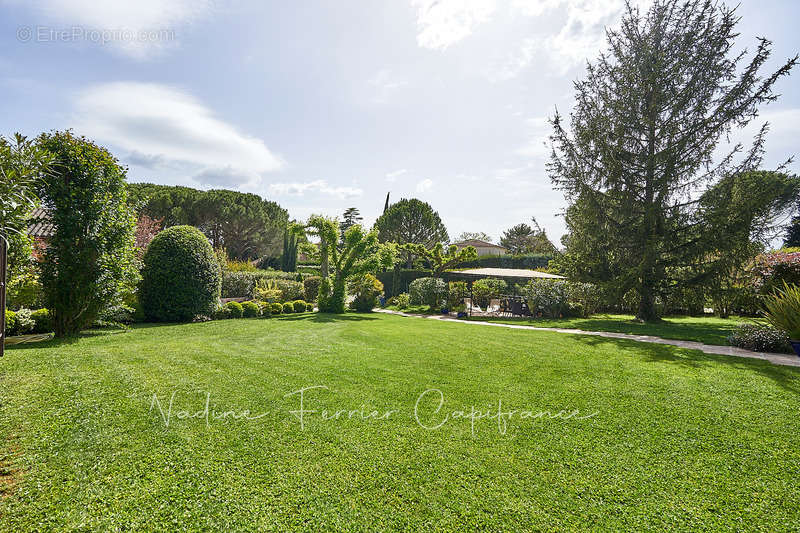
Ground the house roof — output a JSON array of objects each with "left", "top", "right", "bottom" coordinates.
[
  {"left": 453, "top": 239, "right": 506, "bottom": 250},
  {"left": 27, "top": 207, "right": 55, "bottom": 238},
  {"left": 456, "top": 268, "right": 565, "bottom": 279}
]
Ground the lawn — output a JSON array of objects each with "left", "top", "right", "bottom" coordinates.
[
  {"left": 2, "top": 313, "right": 799, "bottom": 530},
  {"left": 463, "top": 313, "right": 743, "bottom": 346}
]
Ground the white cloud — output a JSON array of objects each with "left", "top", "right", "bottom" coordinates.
[
  {"left": 416, "top": 178, "right": 434, "bottom": 192},
  {"left": 385, "top": 169, "right": 408, "bottom": 182},
  {"left": 268, "top": 180, "right": 363, "bottom": 199},
  {"left": 9, "top": 0, "right": 213, "bottom": 59},
  {"left": 73, "top": 82, "right": 284, "bottom": 189},
  {"left": 411, "top": 0, "right": 496, "bottom": 50},
  {"left": 515, "top": 116, "right": 551, "bottom": 158}
]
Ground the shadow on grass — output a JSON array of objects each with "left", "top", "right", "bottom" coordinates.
[
  {"left": 570, "top": 334, "right": 800, "bottom": 394},
  {"left": 275, "top": 312, "right": 379, "bottom": 323},
  {"left": 5, "top": 328, "right": 128, "bottom": 351}
]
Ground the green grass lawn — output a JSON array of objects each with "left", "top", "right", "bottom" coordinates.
[
  {"left": 2, "top": 313, "right": 799, "bottom": 530},
  {"left": 461, "top": 313, "right": 742, "bottom": 346}
]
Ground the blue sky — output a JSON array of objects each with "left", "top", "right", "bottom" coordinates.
[{"left": 1, "top": 0, "right": 798, "bottom": 244}]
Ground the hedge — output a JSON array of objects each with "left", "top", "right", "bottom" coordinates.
[
  {"left": 222, "top": 270, "right": 307, "bottom": 298},
  {"left": 457, "top": 253, "right": 553, "bottom": 270}
]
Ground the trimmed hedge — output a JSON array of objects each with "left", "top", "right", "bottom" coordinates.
[
  {"left": 241, "top": 301, "right": 261, "bottom": 318},
  {"left": 140, "top": 226, "right": 221, "bottom": 322},
  {"left": 282, "top": 302, "right": 294, "bottom": 314},
  {"left": 222, "top": 271, "right": 306, "bottom": 299},
  {"left": 292, "top": 300, "right": 307, "bottom": 313},
  {"left": 225, "top": 301, "right": 244, "bottom": 318},
  {"left": 271, "top": 303, "right": 283, "bottom": 315},
  {"left": 458, "top": 253, "right": 553, "bottom": 270}
]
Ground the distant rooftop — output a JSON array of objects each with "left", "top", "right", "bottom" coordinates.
[{"left": 453, "top": 239, "right": 506, "bottom": 250}]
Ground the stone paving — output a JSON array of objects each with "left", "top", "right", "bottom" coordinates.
[{"left": 375, "top": 309, "right": 800, "bottom": 368}]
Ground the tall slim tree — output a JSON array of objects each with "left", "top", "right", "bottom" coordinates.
[{"left": 549, "top": 0, "right": 797, "bottom": 321}]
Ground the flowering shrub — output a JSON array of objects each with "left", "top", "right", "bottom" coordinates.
[
  {"left": 728, "top": 323, "right": 791, "bottom": 353},
  {"left": 409, "top": 277, "right": 448, "bottom": 308}
]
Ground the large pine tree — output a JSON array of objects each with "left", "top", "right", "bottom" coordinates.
[{"left": 549, "top": 0, "right": 798, "bottom": 321}]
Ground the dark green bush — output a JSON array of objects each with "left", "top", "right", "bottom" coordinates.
[
  {"left": 5, "top": 309, "right": 18, "bottom": 336},
  {"left": 348, "top": 274, "right": 384, "bottom": 312},
  {"left": 213, "top": 306, "right": 232, "bottom": 320},
  {"left": 261, "top": 304, "right": 272, "bottom": 318},
  {"left": 472, "top": 278, "right": 509, "bottom": 307},
  {"left": 458, "top": 253, "right": 552, "bottom": 270},
  {"left": 140, "top": 226, "right": 221, "bottom": 322},
  {"left": 225, "top": 301, "right": 244, "bottom": 318},
  {"left": 241, "top": 301, "right": 261, "bottom": 318},
  {"left": 409, "top": 277, "right": 448, "bottom": 307},
  {"left": 282, "top": 302, "right": 294, "bottom": 314},
  {"left": 30, "top": 308, "right": 52, "bottom": 333},
  {"left": 271, "top": 303, "right": 283, "bottom": 315},
  {"left": 303, "top": 276, "right": 321, "bottom": 302},
  {"left": 305, "top": 302, "right": 315, "bottom": 312},
  {"left": 292, "top": 300, "right": 307, "bottom": 313}
]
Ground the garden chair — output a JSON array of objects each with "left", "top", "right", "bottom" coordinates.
[{"left": 486, "top": 299, "right": 501, "bottom": 315}]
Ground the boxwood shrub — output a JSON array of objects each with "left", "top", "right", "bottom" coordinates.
[
  {"left": 225, "top": 301, "right": 244, "bottom": 318},
  {"left": 271, "top": 303, "right": 283, "bottom": 315},
  {"left": 5, "top": 309, "right": 18, "bottom": 337},
  {"left": 306, "top": 302, "right": 315, "bottom": 312},
  {"left": 30, "top": 308, "right": 52, "bottom": 333},
  {"left": 292, "top": 300, "right": 307, "bottom": 313},
  {"left": 241, "top": 301, "right": 261, "bottom": 318},
  {"left": 140, "top": 225, "right": 221, "bottom": 322},
  {"left": 282, "top": 302, "right": 294, "bottom": 314}
]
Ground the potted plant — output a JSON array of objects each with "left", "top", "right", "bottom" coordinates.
[{"left": 762, "top": 282, "right": 800, "bottom": 356}]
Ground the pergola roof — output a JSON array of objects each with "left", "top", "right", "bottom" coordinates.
[{"left": 456, "top": 268, "right": 565, "bottom": 279}]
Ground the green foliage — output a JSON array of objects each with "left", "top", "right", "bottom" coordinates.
[
  {"left": 7, "top": 270, "right": 44, "bottom": 310},
  {"left": 305, "top": 302, "right": 315, "bottom": 312},
  {"left": 226, "top": 259, "right": 258, "bottom": 272},
  {"left": 728, "top": 323, "right": 791, "bottom": 353},
  {"left": 471, "top": 278, "right": 509, "bottom": 308},
  {"left": 303, "top": 276, "right": 321, "bottom": 302},
  {"left": 253, "top": 279, "right": 283, "bottom": 303},
  {"left": 458, "top": 253, "right": 552, "bottom": 270},
  {"left": 273, "top": 280, "right": 304, "bottom": 301},
  {"left": 348, "top": 274, "right": 384, "bottom": 312},
  {"left": 402, "top": 242, "right": 478, "bottom": 276},
  {"left": 520, "top": 279, "right": 570, "bottom": 318},
  {"left": 14, "top": 308, "right": 35, "bottom": 335},
  {"left": 241, "top": 301, "right": 261, "bottom": 318},
  {"left": 374, "top": 198, "right": 448, "bottom": 266},
  {"left": 225, "top": 301, "right": 244, "bottom": 319},
  {"left": 0, "top": 133, "right": 52, "bottom": 242},
  {"left": 270, "top": 303, "right": 284, "bottom": 315},
  {"left": 785, "top": 206, "right": 800, "bottom": 248},
  {"left": 409, "top": 277, "right": 448, "bottom": 308},
  {"left": 37, "top": 131, "right": 137, "bottom": 336},
  {"left": 387, "top": 293, "right": 410, "bottom": 309},
  {"left": 549, "top": 0, "right": 798, "bottom": 321},
  {"left": 762, "top": 283, "right": 800, "bottom": 339},
  {"left": 752, "top": 251, "right": 800, "bottom": 294},
  {"left": 30, "top": 308, "right": 51, "bottom": 333},
  {"left": 128, "top": 183, "right": 288, "bottom": 261},
  {"left": 213, "top": 305, "right": 232, "bottom": 320},
  {"left": 567, "top": 282, "right": 603, "bottom": 318},
  {"left": 306, "top": 216, "right": 396, "bottom": 313},
  {"left": 282, "top": 302, "right": 294, "bottom": 314},
  {"left": 95, "top": 304, "right": 135, "bottom": 327},
  {"left": 499, "top": 218, "right": 557, "bottom": 255},
  {"left": 221, "top": 270, "right": 304, "bottom": 299},
  {"left": 5, "top": 309, "right": 18, "bottom": 336},
  {"left": 292, "top": 300, "right": 307, "bottom": 313},
  {"left": 447, "top": 281, "right": 469, "bottom": 309},
  {"left": 140, "top": 225, "right": 221, "bottom": 322}
]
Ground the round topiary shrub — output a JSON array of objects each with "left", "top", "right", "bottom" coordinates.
[
  {"left": 241, "top": 301, "right": 261, "bottom": 318},
  {"left": 292, "top": 300, "right": 307, "bottom": 313},
  {"left": 282, "top": 302, "right": 294, "bottom": 314},
  {"left": 271, "top": 303, "right": 283, "bottom": 315},
  {"left": 140, "top": 225, "right": 221, "bottom": 322},
  {"left": 30, "top": 308, "right": 52, "bottom": 333},
  {"left": 305, "top": 302, "right": 315, "bottom": 312},
  {"left": 261, "top": 305, "right": 272, "bottom": 318},
  {"left": 225, "top": 301, "right": 244, "bottom": 318},
  {"left": 213, "top": 305, "right": 232, "bottom": 320},
  {"left": 5, "top": 309, "right": 18, "bottom": 337}
]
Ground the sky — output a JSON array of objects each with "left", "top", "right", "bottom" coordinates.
[{"left": 1, "top": 0, "right": 798, "bottom": 245}]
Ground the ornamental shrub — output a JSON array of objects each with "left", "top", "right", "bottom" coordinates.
[
  {"left": 471, "top": 278, "right": 508, "bottom": 308},
  {"left": 388, "top": 293, "right": 411, "bottom": 309},
  {"left": 221, "top": 270, "right": 306, "bottom": 298},
  {"left": 409, "top": 277, "right": 448, "bottom": 307},
  {"left": 292, "top": 300, "right": 307, "bottom": 313},
  {"left": 14, "top": 308, "right": 35, "bottom": 335},
  {"left": 241, "top": 301, "right": 261, "bottom": 318},
  {"left": 7, "top": 271, "right": 44, "bottom": 310},
  {"left": 520, "top": 279, "right": 570, "bottom": 318},
  {"left": 30, "top": 308, "right": 52, "bottom": 333},
  {"left": 752, "top": 251, "right": 800, "bottom": 294},
  {"left": 447, "top": 281, "right": 469, "bottom": 309},
  {"left": 213, "top": 306, "right": 232, "bottom": 320},
  {"left": 225, "top": 301, "right": 244, "bottom": 318},
  {"left": 728, "top": 323, "right": 792, "bottom": 353},
  {"left": 140, "top": 226, "right": 221, "bottom": 322},
  {"left": 282, "top": 302, "right": 294, "bottom": 314},
  {"left": 5, "top": 309, "right": 18, "bottom": 337},
  {"left": 271, "top": 303, "right": 283, "bottom": 315},
  {"left": 348, "top": 274, "right": 384, "bottom": 312},
  {"left": 303, "top": 276, "right": 321, "bottom": 302},
  {"left": 567, "top": 282, "right": 603, "bottom": 317},
  {"left": 305, "top": 302, "right": 315, "bottom": 312}
]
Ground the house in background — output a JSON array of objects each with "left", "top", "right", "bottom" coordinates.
[
  {"left": 452, "top": 239, "right": 507, "bottom": 257},
  {"left": 27, "top": 207, "right": 54, "bottom": 261}
]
